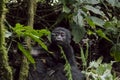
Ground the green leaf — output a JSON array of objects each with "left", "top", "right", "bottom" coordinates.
[
  {"left": 96, "top": 29, "right": 112, "bottom": 42},
  {"left": 84, "top": 5, "right": 105, "bottom": 16},
  {"left": 86, "top": 0, "right": 100, "bottom": 4},
  {"left": 76, "top": 0, "right": 100, "bottom": 4},
  {"left": 80, "top": 47, "right": 87, "bottom": 66},
  {"left": 104, "top": 21, "right": 116, "bottom": 28},
  {"left": 86, "top": 17, "right": 96, "bottom": 28},
  {"left": 13, "top": 23, "right": 50, "bottom": 51},
  {"left": 110, "top": 44, "right": 120, "bottom": 62},
  {"left": 89, "top": 61, "right": 99, "bottom": 68},
  {"left": 87, "top": 30, "right": 95, "bottom": 35},
  {"left": 90, "top": 16, "right": 105, "bottom": 27},
  {"left": 27, "top": 33, "right": 48, "bottom": 50},
  {"left": 59, "top": 46, "right": 72, "bottom": 80},
  {"left": 63, "top": 5, "right": 71, "bottom": 13},
  {"left": 73, "top": 9, "right": 84, "bottom": 27},
  {"left": 106, "top": 0, "right": 116, "bottom": 7},
  {"left": 18, "top": 43, "right": 35, "bottom": 64},
  {"left": 12, "top": 23, "right": 24, "bottom": 36},
  {"left": 71, "top": 23, "right": 86, "bottom": 43},
  {"left": 37, "top": 29, "right": 51, "bottom": 37},
  {"left": 96, "top": 65, "right": 105, "bottom": 75},
  {"left": 106, "top": 0, "right": 120, "bottom": 8},
  {"left": 96, "top": 56, "right": 103, "bottom": 65},
  {"left": 5, "top": 30, "right": 12, "bottom": 38},
  {"left": 116, "top": 2, "right": 120, "bottom": 8}
]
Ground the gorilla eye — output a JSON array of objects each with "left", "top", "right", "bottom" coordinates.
[
  {"left": 60, "top": 31, "right": 65, "bottom": 37},
  {"left": 61, "top": 33, "right": 65, "bottom": 37}
]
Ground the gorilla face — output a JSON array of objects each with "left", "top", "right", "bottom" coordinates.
[{"left": 51, "top": 27, "right": 71, "bottom": 46}]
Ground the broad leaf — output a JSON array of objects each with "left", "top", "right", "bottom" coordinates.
[
  {"left": 37, "top": 29, "right": 51, "bottom": 37},
  {"left": 18, "top": 43, "right": 35, "bottom": 64},
  {"left": 26, "top": 33, "right": 48, "bottom": 50},
  {"left": 91, "top": 16, "right": 105, "bottom": 27},
  {"left": 86, "top": 0, "right": 100, "bottom": 4},
  {"left": 106, "top": 0, "right": 116, "bottom": 7},
  {"left": 73, "top": 9, "right": 84, "bottom": 27},
  {"left": 96, "top": 29, "right": 112, "bottom": 42},
  {"left": 84, "top": 5, "right": 104, "bottom": 16},
  {"left": 13, "top": 23, "right": 50, "bottom": 50},
  {"left": 106, "top": 0, "right": 120, "bottom": 7},
  {"left": 86, "top": 17, "right": 96, "bottom": 28},
  {"left": 110, "top": 44, "right": 120, "bottom": 62},
  {"left": 63, "top": 5, "right": 71, "bottom": 13},
  {"left": 76, "top": 0, "right": 100, "bottom": 4},
  {"left": 71, "top": 23, "right": 86, "bottom": 43}
]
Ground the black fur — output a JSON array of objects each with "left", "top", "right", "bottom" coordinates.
[{"left": 28, "top": 27, "right": 85, "bottom": 80}]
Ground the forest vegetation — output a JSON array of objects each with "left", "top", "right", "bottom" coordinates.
[{"left": 0, "top": 0, "right": 120, "bottom": 80}]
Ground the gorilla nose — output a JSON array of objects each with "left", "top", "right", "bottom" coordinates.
[{"left": 56, "top": 35, "right": 63, "bottom": 41}]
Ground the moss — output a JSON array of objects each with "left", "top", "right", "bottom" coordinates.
[{"left": 0, "top": 0, "right": 13, "bottom": 80}]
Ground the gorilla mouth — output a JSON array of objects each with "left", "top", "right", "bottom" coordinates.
[
  {"left": 56, "top": 39, "right": 63, "bottom": 42},
  {"left": 56, "top": 40, "right": 63, "bottom": 45}
]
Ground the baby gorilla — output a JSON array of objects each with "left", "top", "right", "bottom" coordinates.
[
  {"left": 51, "top": 27, "right": 71, "bottom": 46},
  {"left": 28, "top": 27, "right": 85, "bottom": 80}
]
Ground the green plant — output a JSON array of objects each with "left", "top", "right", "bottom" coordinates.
[
  {"left": 59, "top": 46, "right": 73, "bottom": 80},
  {"left": 104, "top": 18, "right": 120, "bottom": 62},
  {"left": 83, "top": 57, "right": 118, "bottom": 80},
  {"left": 12, "top": 23, "right": 50, "bottom": 63},
  {"left": 13, "top": 23, "right": 50, "bottom": 50},
  {"left": 80, "top": 38, "right": 89, "bottom": 69}
]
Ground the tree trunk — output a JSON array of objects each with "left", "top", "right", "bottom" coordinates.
[
  {"left": 0, "top": 0, "right": 13, "bottom": 80},
  {"left": 18, "top": 0, "right": 36, "bottom": 80}
]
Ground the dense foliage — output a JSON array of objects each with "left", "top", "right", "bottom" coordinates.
[{"left": 3, "top": 0, "right": 120, "bottom": 80}]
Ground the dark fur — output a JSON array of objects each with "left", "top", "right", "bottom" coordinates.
[{"left": 28, "top": 27, "right": 85, "bottom": 80}]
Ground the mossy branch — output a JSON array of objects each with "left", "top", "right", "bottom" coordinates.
[
  {"left": 18, "top": 0, "right": 37, "bottom": 80},
  {"left": 0, "top": 0, "right": 13, "bottom": 80}
]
